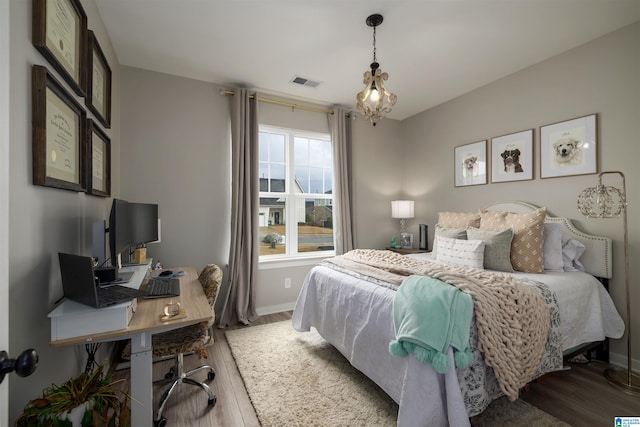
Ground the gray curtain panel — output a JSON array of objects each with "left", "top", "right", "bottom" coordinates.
[
  {"left": 329, "top": 109, "right": 355, "bottom": 254},
  {"left": 218, "top": 88, "right": 259, "bottom": 327}
]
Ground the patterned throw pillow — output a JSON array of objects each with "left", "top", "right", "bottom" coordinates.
[
  {"left": 479, "top": 207, "right": 546, "bottom": 273},
  {"left": 432, "top": 224, "right": 467, "bottom": 257},
  {"left": 437, "top": 211, "right": 481, "bottom": 228},
  {"left": 435, "top": 236, "right": 485, "bottom": 269}
]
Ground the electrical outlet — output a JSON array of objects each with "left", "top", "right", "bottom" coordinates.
[{"left": 284, "top": 278, "right": 291, "bottom": 289}]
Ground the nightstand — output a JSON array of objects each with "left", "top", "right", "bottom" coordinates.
[{"left": 385, "top": 247, "right": 430, "bottom": 255}]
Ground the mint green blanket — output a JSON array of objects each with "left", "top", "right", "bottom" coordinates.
[{"left": 389, "top": 275, "right": 473, "bottom": 373}]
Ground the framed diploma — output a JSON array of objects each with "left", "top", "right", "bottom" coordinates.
[
  {"left": 86, "top": 30, "right": 112, "bottom": 128},
  {"left": 85, "top": 119, "right": 111, "bottom": 197},
  {"left": 32, "top": 65, "right": 86, "bottom": 192},
  {"left": 32, "top": 0, "right": 87, "bottom": 97}
]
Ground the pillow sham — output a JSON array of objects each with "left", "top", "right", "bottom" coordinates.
[
  {"left": 432, "top": 224, "right": 467, "bottom": 257},
  {"left": 435, "top": 236, "right": 485, "bottom": 269},
  {"left": 466, "top": 227, "right": 514, "bottom": 272},
  {"left": 543, "top": 222, "right": 564, "bottom": 272},
  {"left": 437, "top": 211, "right": 481, "bottom": 228},
  {"left": 479, "top": 207, "right": 546, "bottom": 273},
  {"left": 561, "top": 235, "right": 586, "bottom": 272}
]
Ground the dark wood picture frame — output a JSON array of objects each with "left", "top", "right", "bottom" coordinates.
[
  {"left": 86, "top": 30, "right": 112, "bottom": 128},
  {"left": 32, "top": 65, "right": 86, "bottom": 192},
  {"left": 85, "top": 119, "right": 111, "bottom": 197},
  {"left": 32, "top": 0, "right": 88, "bottom": 97}
]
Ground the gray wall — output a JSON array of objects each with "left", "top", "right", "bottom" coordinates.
[
  {"left": 120, "top": 67, "right": 231, "bottom": 271},
  {"left": 117, "top": 74, "right": 404, "bottom": 314},
  {"left": 400, "top": 22, "right": 640, "bottom": 365},
  {"left": 8, "top": 0, "right": 121, "bottom": 420}
]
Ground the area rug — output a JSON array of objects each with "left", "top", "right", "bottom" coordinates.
[{"left": 226, "top": 321, "right": 570, "bottom": 427}]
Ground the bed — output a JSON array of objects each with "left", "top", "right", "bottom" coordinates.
[{"left": 292, "top": 201, "right": 624, "bottom": 426}]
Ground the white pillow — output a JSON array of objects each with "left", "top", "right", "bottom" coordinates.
[
  {"left": 436, "top": 236, "right": 485, "bottom": 269},
  {"left": 561, "top": 236, "right": 586, "bottom": 272},
  {"left": 543, "top": 223, "right": 564, "bottom": 272}
]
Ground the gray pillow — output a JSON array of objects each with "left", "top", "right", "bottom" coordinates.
[
  {"left": 432, "top": 224, "right": 467, "bottom": 258},
  {"left": 466, "top": 227, "right": 514, "bottom": 272},
  {"left": 543, "top": 222, "right": 564, "bottom": 272}
]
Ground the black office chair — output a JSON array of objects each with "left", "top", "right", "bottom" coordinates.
[{"left": 122, "top": 264, "right": 223, "bottom": 427}]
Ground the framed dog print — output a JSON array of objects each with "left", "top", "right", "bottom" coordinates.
[
  {"left": 491, "top": 129, "right": 533, "bottom": 183},
  {"left": 32, "top": 65, "right": 86, "bottom": 192},
  {"left": 540, "top": 114, "right": 597, "bottom": 179},
  {"left": 454, "top": 140, "right": 487, "bottom": 187},
  {"left": 32, "top": 0, "right": 88, "bottom": 97}
]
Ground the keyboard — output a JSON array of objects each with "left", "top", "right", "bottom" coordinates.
[{"left": 144, "top": 277, "right": 181, "bottom": 298}]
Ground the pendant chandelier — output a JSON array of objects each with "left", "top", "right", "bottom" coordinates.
[{"left": 356, "top": 14, "right": 397, "bottom": 126}]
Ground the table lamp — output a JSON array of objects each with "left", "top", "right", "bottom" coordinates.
[
  {"left": 577, "top": 171, "right": 639, "bottom": 394},
  {"left": 392, "top": 200, "right": 415, "bottom": 248}
]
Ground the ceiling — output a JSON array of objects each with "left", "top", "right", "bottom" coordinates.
[{"left": 95, "top": 0, "right": 640, "bottom": 121}]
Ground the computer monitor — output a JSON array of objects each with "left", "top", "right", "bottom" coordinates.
[
  {"left": 108, "top": 198, "right": 131, "bottom": 268},
  {"left": 129, "top": 203, "right": 159, "bottom": 245}
]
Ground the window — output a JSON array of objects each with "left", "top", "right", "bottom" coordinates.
[{"left": 259, "top": 126, "right": 334, "bottom": 259}]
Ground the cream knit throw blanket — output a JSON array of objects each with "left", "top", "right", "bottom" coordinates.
[{"left": 325, "top": 249, "right": 550, "bottom": 401}]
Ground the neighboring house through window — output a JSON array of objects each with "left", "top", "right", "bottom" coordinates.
[{"left": 259, "top": 126, "right": 335, "bottom": 259}]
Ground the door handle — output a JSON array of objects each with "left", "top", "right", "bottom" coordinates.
[{"left": 0, "top": 349, "right": 38, "bottom": 384}]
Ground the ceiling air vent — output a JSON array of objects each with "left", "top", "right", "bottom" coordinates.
[{"left": 291, "top": 76, "right": 320, "bottom": 88}]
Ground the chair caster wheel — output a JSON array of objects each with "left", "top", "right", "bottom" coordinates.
[
  {"left": 154, "top": 417, "right": 167, "bottom": 427},
  {"left": 208, "top": 395, "right": 217, "bottom": 406},
  {"left": 207, "top": 371, "right": 215, "bottom": 381},
  {"left": 164, "top": 367, "right": 175, "bottom": 379}
]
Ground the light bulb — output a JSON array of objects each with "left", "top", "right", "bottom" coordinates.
[{"left": 369, "top": 88, "right": 380, "bottom": 102}]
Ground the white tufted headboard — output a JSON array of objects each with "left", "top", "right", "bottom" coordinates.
[{"left": 484, "top": 201, "right": 612, "bottom": 279}]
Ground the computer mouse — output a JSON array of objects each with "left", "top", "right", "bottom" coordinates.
[{"left": 159, "top": 270, "right": 173, "bottom": 277}]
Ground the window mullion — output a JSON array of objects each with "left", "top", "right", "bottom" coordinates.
[{"left": 286, "top": 131, "right": 297, "bottom": 256}]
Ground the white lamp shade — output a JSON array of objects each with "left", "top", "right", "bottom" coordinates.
[{"left": 391, "top": 200, "right": 414, "bottom": 219}]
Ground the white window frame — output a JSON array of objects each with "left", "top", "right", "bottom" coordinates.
[{"left": 259, "top": 125, "right": 335, "bottom": 262}]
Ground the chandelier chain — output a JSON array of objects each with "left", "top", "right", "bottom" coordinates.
[{"left": 372, "top": 25, "right": 377, "bottom": 63}]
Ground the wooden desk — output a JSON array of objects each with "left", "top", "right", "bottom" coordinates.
[{"left": 49, "top": 266, "right": 212, "bottom": 426}]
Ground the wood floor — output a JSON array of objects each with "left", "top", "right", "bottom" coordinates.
[{"left": 119, "top": 312, "right": 640, "bottom": 426}]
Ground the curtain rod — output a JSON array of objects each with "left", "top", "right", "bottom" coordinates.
[{"left": 221, "top": 89, "right": 335, "bottom": 115}]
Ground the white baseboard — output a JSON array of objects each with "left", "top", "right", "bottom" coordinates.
[
  {"left": 608, "top": 351, "right": 640, "bottom": 372},
  {"left": 256, "top": 303, "right": 296, "bottom": 317}
]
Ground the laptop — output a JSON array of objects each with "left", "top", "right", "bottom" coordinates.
[{"left": 58, "top": 253, "right": 144, "bottom": 308}]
